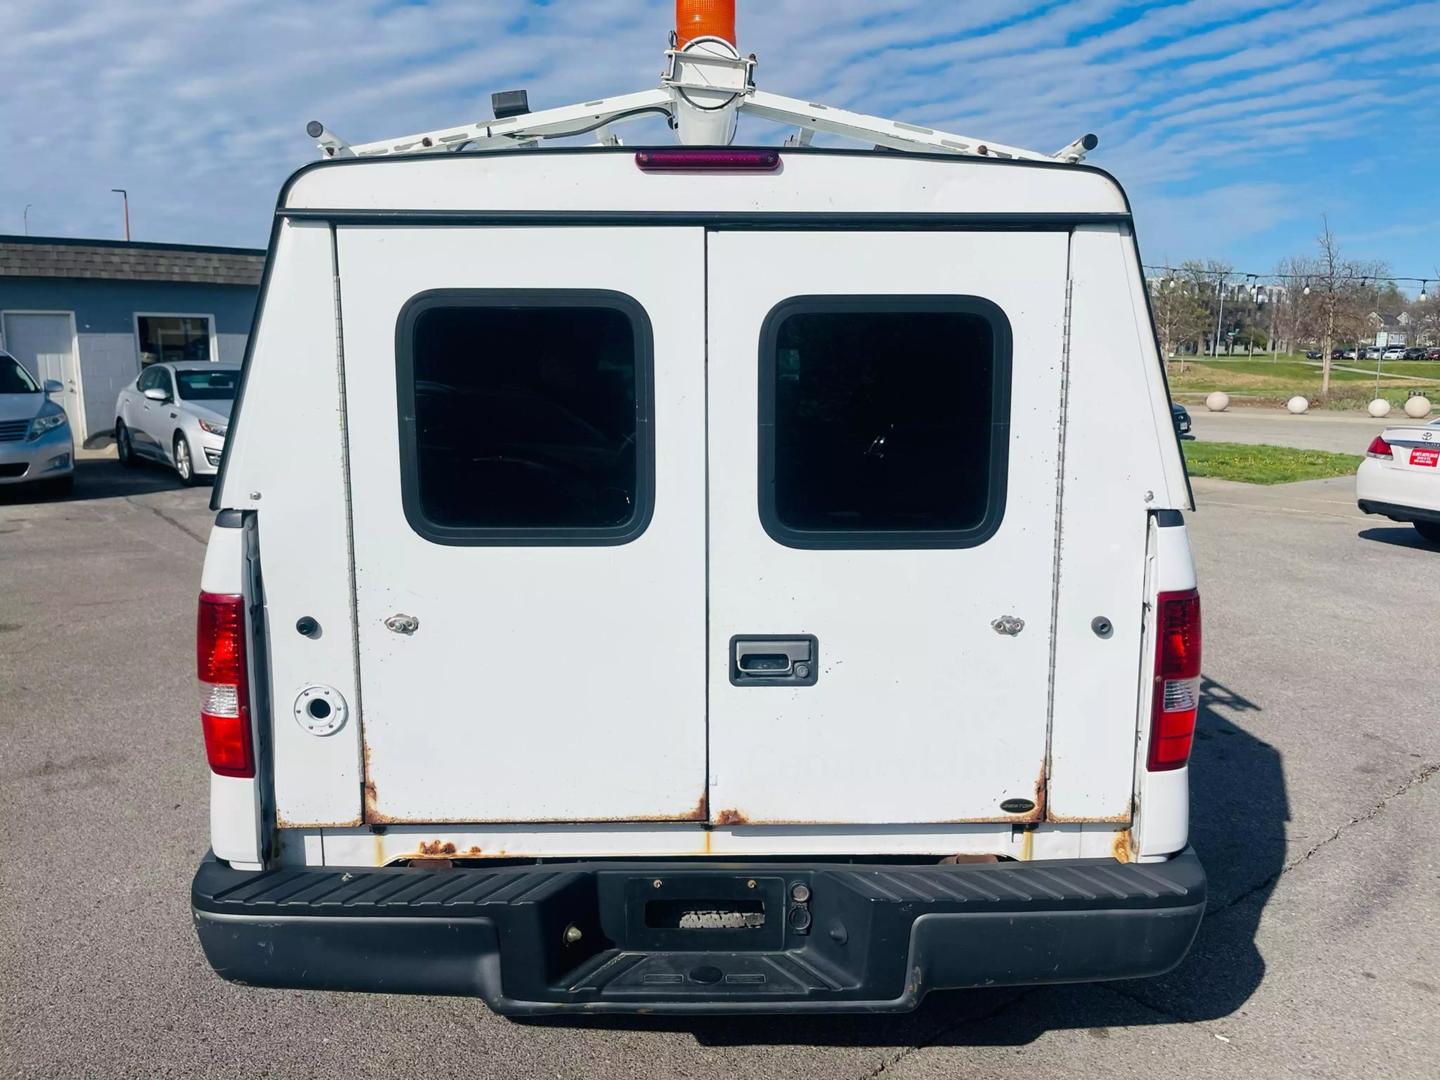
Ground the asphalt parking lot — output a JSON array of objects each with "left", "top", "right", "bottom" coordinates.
[
  {"left": 3, "top": 458, "right": 1438, "bottom": 1079},
  {"left": 1186, "top": 405, "right": 1421, "bottom": 454}
]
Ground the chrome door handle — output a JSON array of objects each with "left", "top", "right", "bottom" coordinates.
[{"left": 730, "top": 635, "right": 818, "bottom": 686}]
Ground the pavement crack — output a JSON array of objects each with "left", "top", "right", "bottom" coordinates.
[
  {"left": 128, "top": 498, "right": 207, "bottom": 545},
  {"left": 861, "top": 990, "right": 1034, "bottom": 1077},
  {"left": 1215, "top": 758, "right": 1439, "bottom": 916}
]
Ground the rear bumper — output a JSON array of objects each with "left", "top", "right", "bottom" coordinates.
[
  {"left": 192, "top": 850, "right": 1205, "bottom": 1015},
  {"left": 1357, "top": 499, "right": 1440, "bottom": 525}
]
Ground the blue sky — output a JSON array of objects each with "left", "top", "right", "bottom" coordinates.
[{"left": 2, "top": 0, "right": 1436, "bottom": 289}]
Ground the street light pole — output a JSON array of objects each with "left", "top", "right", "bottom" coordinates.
[
  {"left": 23, "top": 204, "right": 31, "bottom": 236},
  {"left": 1212, "top": 275, "right": 1227, "bottom": 358},
  {"left": 110, "top": 188, "right": 130, "bottom": 241}
]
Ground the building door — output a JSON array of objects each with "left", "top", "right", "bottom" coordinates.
[{"left": 1, "top": 312, "right": 84, "bottom": 443}]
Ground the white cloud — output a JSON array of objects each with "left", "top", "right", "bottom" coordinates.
[{"left": 1, "top": 0, "right": 1436, "bottom": 271}]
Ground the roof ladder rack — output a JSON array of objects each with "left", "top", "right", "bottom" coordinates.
[{"left": 306, "top": 31, "right": 1097, "bottom": 165}]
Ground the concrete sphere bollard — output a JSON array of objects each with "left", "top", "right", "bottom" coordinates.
[
  {"left": 1403, "top": 395, "right": 1432, "bottom": 419},
  {"left": 1205, "top": 391, "right": 1230, "bottom": 412},
  {"left": 1368, "top": 398, "right": 1391, "bottom": 418},
  {"left": 1286, "top": 396, "right": 1309, "bottom": 415}
]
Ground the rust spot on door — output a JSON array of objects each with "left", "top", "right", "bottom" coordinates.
[
  {"left": 1024, "top": 760, "right": 1048, "bottom": 823},
  {"left": 417, "top": 840, "right": 458, "bottom": 857},
  {"left": 1112, "top": 829, "right": 1134, "bottom": 864},
  {"left": 714, "top": 808, "right": 750, "bottom": 826},
  {"left": 683, "top": 791, "right": 709, "bottom": 822}
]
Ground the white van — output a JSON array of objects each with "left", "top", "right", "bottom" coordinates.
[{"left": 190, "top": 11, "right": 1204, "bottom": 1015}]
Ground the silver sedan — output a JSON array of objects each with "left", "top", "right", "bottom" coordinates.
[
  {"left": 114, "top": 363, "right": 239, "bottom": 484},
  {"left": 0, "top": 349, "right": 75, "bottom": 494}
]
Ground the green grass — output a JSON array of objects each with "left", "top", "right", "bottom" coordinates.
[
  {"left": 1167, "top": 355, "right": 1440, "bottom": 412},
  {"left": 1182, "top": 441, "right": 1363, "bottom": 485}
]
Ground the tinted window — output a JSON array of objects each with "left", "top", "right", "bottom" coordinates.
[
  {"left": 760, "top": 296, "right": 1011, "bottom": 549},
  {"left": 399, "top": 291, "right": 653, "bottom": 545},
  {"left": 137, "top": 316, "right": 211, "bottom": 366},
  {"left": 176, "top": 368, "right": 238, "bottom": 401},
  {"left": 0, "top": 355, "right": 39, "bottom": 393}
]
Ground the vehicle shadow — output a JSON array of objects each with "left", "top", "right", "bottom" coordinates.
[
  {"left": 0, "top": 458, "right": 205, "bottom": 506},
  {"left": 523, "top": 675, "right": 1285, "bottom": 1047},
  {"left": 1358, "top": 526, "right": 1438, "bottom": 551}
]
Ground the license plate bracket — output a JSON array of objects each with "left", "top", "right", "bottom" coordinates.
[{"left": 614, "top": 873, "right": 788, "bottom": 951}]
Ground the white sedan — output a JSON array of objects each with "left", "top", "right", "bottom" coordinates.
[
  {"left": 1357, "top": 418, "right": 1440, "bottom": 544},
  {"left": 114, "top": 363, "right": 239, "bottom": 484}
]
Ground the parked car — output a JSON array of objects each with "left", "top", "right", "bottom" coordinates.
[
  {"left": 1357, "top": 419, "right": 1440, "bottom": 543},
  {"left": 188, "top": 6, "right": 1206, "bottom": 1017},
  {"left": 1402, "top": 347, "right": 1428, "bottom": 360},
  {"left": 1171, "top": 401, "right": 1192, "bottom": 435},
  {"left": 1305, "top": 349, "right": 1323, "bottom": 360},
  {"left": 1380, "top": 346, "right": 1407, "bottom": 360},
  {"left": 114, "top": 363, "right": 239, "bottom": 484},
  {"left": 0, "top": 349, "right": 74, "bottom": 494},
  {"left": 1428, "top": 346, "right": 1440, "bottom": 361}
]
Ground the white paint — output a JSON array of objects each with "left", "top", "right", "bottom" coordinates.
[
  {"left": 337, "top": 227, "right": 707, "bottom": 824},
  {"left": 218, "top": 220, "right": 366, "bottom": 827},
  {"left": 214, "top": 151, "right": 1195, "bottom": 863},
  {"left": 311, "top": 821, "right": 1128, "bottom": 866},
  {"left": 285, "top": 152, "right": 1129, "bottom": 218},
  {"left": 1048, "top": 226, "right": 1177, "bottom": 821},
  {"left": 706, "top": 230, "right": 1064, "bottom": 824}
]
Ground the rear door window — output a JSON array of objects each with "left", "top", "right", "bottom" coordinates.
[
  {"left": 759, "top": 296, "right": 1011, "bottom": 549},
  {"left": 397, "top": 290, "right": 654, "bottom": 545}
]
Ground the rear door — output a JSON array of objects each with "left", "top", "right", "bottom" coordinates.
[
  {"left": 705, "top": 231, "right": 1068, "bottom": 824},
  {"left": 338, "top": 227, "right": 708, "bottom": 824}
]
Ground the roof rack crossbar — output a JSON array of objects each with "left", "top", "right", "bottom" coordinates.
[{"left": 307, "top": 38, "right": 1097, "bottom": 165}]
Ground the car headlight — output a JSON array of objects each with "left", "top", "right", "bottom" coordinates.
[
  {"left": 197, "top": 418, "right": 228, "bottom": 437},
  {"left": 27, "top": 411, "right": 68, "bottom": 441}
]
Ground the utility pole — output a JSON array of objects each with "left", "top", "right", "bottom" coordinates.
[
  {"left": 23, "top": 204, "right": 31, "bottom": 236},
  {"left": 110, "top": 188, "right": 130, "bottom": 241},
  {"left": 1212, "top": 275, "right": 1227, "bottom": 357},
  {"left": 1268, "top": 285, "right": 1279, "bottom": 360}
]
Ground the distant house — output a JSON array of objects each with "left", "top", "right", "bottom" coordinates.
[
  {"left": 1368, "top": 311, "right": 1408, "bottom": 348},
  {"left": 0, "top": 235, "right": 263, "bottom": 445}
]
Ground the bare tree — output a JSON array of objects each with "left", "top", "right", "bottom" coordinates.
[
  {"left": 1273, "top": 255, "right": 1315, "bottom": 354},
  {"left": 1148, "top": 264, "right": 1208, "bottom": 370},
  {"left": 1310, "top": 217, "right": 1367, "bottom": 396}
]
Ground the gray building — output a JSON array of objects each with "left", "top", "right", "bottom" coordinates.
[{"left": 0, "top": 235, "right": 263, "bottom": 445}]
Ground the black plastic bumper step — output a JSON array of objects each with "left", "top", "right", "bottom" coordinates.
[{"left": 193, "top": 851, "right": 1205, "bottom": 1015}]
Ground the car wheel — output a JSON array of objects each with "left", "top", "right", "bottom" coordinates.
[
  {"left": 116, "top": 422, "right": 137, "bottom": 467},
  {"left": 174, "top": 434, "right": 197, "bottom": 485},
  {"left": 1415, "top": 521, "right": 1440, "bottom": 545}
]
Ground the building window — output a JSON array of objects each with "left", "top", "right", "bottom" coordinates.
[
  {"left": 397, "top": 290, "right": 654, "bottom": 546},
  {"left": 758, "top": 296, "right": 1012, "bottom": 550},
  {"left": 136, "top": 315, "right": 213, "bottom": 366}
]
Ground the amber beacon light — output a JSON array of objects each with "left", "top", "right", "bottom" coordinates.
[{"left": 676, "top": 0, "right": 736, "bottom": 47}]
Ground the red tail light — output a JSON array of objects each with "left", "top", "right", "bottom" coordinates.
[
  {"left": 197, "top": 591, "right": 253, "bottom": 778},
  {"left": 1366, "top": 435, "right": 1392, "bottom": 459},
  {"left": 1148, "top": 589, "right": 1202, "bottom": 772},
  {"left": 635, "top": 149, "right": 780, "bottom": 172}
]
